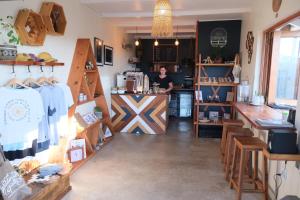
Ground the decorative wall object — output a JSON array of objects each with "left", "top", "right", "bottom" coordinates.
[
  {"left": 104, "top": 45, "right": 113, "bottom": 66},
  {"left": 14, "top": 9, "right": 46, "bottom": 46},
  {"left": 39, "top": 2, "right": 67, "bottom": 35},
  {"left": 210, "top": 27, "right": 227, "bottom": 48},
  {"left": 151, "top": 0, "right": 173, "bottom": 37},
  {"left": 246, "top": 31, "right": 254, "bottom": 64},
  {"left": 94, "top": 37, "right": 103, "bottom": 66},
  {"left": 272, "top": 0, "right": 282, "bottom": 17}
]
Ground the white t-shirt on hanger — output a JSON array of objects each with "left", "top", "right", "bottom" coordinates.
[
  {"left": 0, "top": 87, "right": 44, "bottom": 151},
  {"left": 56, "top": 83, "right": 74, "bottom": 138}
]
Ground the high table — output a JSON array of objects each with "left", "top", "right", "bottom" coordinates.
[
  {"left": 111, "top": 93, "right": 169, "bottom": 134},
  {"left": 234, "top": 102, "right": 300, "bottom": 199},
  {"left": 234, "top": 102, "right": 291, "bottom": 130}
]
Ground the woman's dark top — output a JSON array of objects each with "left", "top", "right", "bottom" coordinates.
[{"left": 155, "top": 75, "right": 172, "bottom": 89}]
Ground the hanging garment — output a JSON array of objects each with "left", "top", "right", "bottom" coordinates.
[
  {"left": 36, "top": 85, "right": 66, "bottom": 150},
  {"left": 0, "top": 87, "right": 44, "bottom": 160},
  {"left": 56, "top": 83, "right": 74, "bottom": 137}
]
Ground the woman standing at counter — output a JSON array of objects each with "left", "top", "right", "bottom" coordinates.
[{"left": 155, "top": 66, "right": 174, "bottom": 93}]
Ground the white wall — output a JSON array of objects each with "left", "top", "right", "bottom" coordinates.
[
  {"left": 0, "top": 0, "right": 134, "bottom": 114},
  {"left": 240, "top": 0, "right": 300, "bottom": 198}
]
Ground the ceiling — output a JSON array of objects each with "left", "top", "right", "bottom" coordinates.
[{"left": 80, "top": 0, "right": 252, "bottom": 37}]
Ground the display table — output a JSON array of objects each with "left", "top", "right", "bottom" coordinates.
[
  {"left": 234, "top": 102, "right": 295, "bottom": 130},
  {"left": 111, "top": 94, "right": 169, "bottom": 134}
]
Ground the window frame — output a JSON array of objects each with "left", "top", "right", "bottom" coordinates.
[
  {"left": 260, "top": 11, "right": 300, "bottom": 107},
  {"left": 267, "top": 31, "right": 300, "bottom": 107}
]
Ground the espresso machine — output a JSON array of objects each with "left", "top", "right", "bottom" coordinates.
[{"left": 125, "top": 72, "right": 144, "bottom": 93}]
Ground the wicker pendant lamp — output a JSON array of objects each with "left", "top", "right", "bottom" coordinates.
[{"left": 151, "top": 0, "right": 173, "bottom": 37}]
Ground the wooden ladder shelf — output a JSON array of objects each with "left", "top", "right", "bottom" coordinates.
[{"left": 67, "top": 38, "right": 114, "bottom": 172}]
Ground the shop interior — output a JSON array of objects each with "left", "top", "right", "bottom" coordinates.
[{"left": 0, "top": 0, "right": 300, "bottom": 200}]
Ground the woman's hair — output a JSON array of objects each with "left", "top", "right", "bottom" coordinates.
[{"left": 160, "top": 66, "right": 167, "bottom": 70}]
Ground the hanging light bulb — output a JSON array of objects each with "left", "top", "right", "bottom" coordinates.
[
  {"left": 154, "top": 39, "right": 159, "bottom": 46},
  {"left": 174, "top": 25, "right": 179, "bottom": 46},
  {"left": 134, "top": 26, "right": 140, "bottom": 46}
]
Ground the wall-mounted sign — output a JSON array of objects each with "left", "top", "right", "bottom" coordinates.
[
  {"left": 246, "top": 31, "right": 254, "bottom": 64},
  {"left": 210, "top": 28, "right": 227, "bottom": 48}
]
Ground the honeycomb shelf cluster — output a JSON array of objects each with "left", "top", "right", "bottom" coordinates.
[{"left": 14, "top": 2, "right": 66, "bottom": 46}]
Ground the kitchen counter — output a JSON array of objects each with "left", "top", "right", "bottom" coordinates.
[{"left": 111, "top": 93, "right": 169, "bottom": 134}]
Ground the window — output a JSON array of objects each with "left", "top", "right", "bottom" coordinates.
[{"left": 267, "top": 29, "right": 300, "bottom": 107}]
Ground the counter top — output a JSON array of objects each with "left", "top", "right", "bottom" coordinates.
[
  {"left": 111, "top": 93, "right": 168, "bottom": 96},
  {"left": 111, "top": 93, "right": 169, "bottom": 134},
  {"left": 234, "top": 102, "right": 294, "bottom": 130}
]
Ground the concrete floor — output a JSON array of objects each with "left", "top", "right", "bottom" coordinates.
[{"left": 63, "top": 119, "right": 262, "bottom": 200}]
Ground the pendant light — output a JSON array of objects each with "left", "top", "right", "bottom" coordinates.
[
  {"left": 174, "top": 25, "right": 179, "bottom": 46},
  {"left": 134, "top": 26, "right": 140, "bottom": 46},
  {"left": 154, "top": 39, "right": 159, "bottom": 46},
  {"left": 151, "top": 0, "right": 173, "bottom": 37}
]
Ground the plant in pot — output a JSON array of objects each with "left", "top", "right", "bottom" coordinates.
[
  {"left": 0, "top": 16, "right": 20, "bottom": 60},
  {"left": 94, "top": 106, "right": 103, "bottom": 119}
]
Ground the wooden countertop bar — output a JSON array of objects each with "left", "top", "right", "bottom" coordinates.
[
  {"left": 234, "top": 102, "right": 294, "bottom": 130},
  {"left": 111, "top": 93, "right": 168, "bottom": 96},
  {"left": 111, "top": 93, "right": 169, "bottom": 134}
]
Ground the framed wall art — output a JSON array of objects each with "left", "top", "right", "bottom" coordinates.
[
  {"left": 104, "top": 45, "right": 113, "bottom": 66},
  {"left": 94, "top": 37, "right": 103, "bottom": 66},
  {"left": 67, "top": 146, "right": 84, "bottom": 163}
]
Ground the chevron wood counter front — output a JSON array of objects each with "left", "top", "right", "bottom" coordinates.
[{"left": 111, "top": 94, "right": 169, "bottom": 134}]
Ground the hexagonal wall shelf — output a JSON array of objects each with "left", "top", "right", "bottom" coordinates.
[
  {"left": 14, "top": 9, "right": 46, "bottom": 46},
  {"left": 40, "top": 2, "right": 67, "bottom": 36}
]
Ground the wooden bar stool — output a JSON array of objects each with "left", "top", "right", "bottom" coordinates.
[
  {"left": 230, "top": 137, "right": 268, "bottom": 200},
  {"left": 224, "top": 127, "right": 253, "bottom": 180},
  {"left": 220, "top": 119, "right": 244, "bottom": 159}
]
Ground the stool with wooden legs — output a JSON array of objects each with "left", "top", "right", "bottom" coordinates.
[
  {"left": 224, "top": 127, "right": 253, "bottom": 181},
  {"left": 230, "top": 137, "right": 268, "bottom": 200},
  {"left": 220, "top": 119, "right": 244, "bottom": 160}
]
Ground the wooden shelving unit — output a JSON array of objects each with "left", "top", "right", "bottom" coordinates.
[
  {"left": 67, "top": 39, "right": 114, "bottom": 173},
  {"left": 194, "top": 120, "right": 224, "bottom": 126},
  {"left": 196, "top": 63, "right": 235, "bottom": 67},
  {"left": 0, "top": 60, "right": 64, "bottom": 66},
  {"left": 195, "top": 102, "right": 233, "bottom": 107},
  {"left": 40, "top": 2, "right": 67, "bottom": 36},
  {"left": 193, "top": 54, "right": 239, "bottom": 138},
  {"left": 14, "top": 9, "right": 47, "bottom": 46},
  {"left": 195, "top": 82, "right": 238, "bottom": 87}
]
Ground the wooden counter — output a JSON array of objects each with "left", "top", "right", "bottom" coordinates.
[
  {"left": 234, "top": 102, "right": 294, "bottom": 130},
  {"left": 111, "top": 94, "right": 169, "bottom": 134}
]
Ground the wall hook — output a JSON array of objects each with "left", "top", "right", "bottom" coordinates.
[{"left": 11, "top": 65, "right": 15, "bottom": 74}]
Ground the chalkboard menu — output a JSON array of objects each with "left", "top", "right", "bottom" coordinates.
[{"left": 153, "top": 44, "right": 178, "bottom": 63}]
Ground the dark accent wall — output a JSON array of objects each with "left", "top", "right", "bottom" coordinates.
[
  {"left": 197, "top": 20, "right": 242, "bottom": 138},
  {"left": 136, "top": 39, "right": 195, "bottom": 86},
  {"left": 198, "top": 20, "right": 241, "bottom": 61}
]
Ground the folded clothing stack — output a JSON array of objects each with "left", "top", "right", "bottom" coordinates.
[{"left": 38, "top": 164, "right": 63, "bottom": 178}]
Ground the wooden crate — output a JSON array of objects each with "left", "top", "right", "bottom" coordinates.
[
  {"left": 40, "top": 2, "right": 67, "bottom": 36},
  {"left": 14, "top": 9, "right": 46, "bottom": 46},
  {"left": 24, "top": 173, "right": 71, "bottom": 200}
]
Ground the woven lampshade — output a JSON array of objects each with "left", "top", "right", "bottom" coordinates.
[{"left": 151, "top": 0, "right": 173, "bottom": 37}]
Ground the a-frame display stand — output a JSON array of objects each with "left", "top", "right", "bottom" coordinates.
[{"left": 67, "top": 38, "right": 114, "bottom": 172}]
